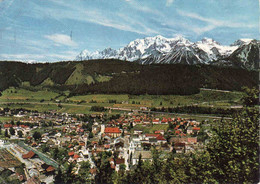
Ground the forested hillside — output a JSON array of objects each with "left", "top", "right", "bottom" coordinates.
[{"left": 0, "top": 60, "right": 258, "bottom": 96}]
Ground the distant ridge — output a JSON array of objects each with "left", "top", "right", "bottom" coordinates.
[{"left": 75, "top": 35, "right": 258, "bottom": 69}]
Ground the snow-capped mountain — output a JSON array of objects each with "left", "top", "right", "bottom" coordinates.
[
  {"left": 212, "top": 40, "right": 259, "bottom": 69},
  {"left": 195, "top": 38, "right": 238, "bottom": 60},
  {"left": 139, "top": 37, "right": 239, "bottom": 65},
  {"left": 231, "top": 39, "right": 254, "bottom": 46},
  {"left": 75, "top": 35, "right": 257, "bottom": 67},
  {"left": 76, "top": 35, "right": 192, "bottom": 61},
  {"left": 76, "top": 48, "right": 119, "bottom": 61}
]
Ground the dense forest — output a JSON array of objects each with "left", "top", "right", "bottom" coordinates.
[
  {"left": 0, "top": 60, "right": 258, "bottom": 96},
  {"left": 151, "top": 105, "right": 241, "bottom": 116}
]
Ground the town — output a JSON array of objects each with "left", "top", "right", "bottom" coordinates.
[{"left": 0, "top": 107, "right": 207, "bottom": 183}]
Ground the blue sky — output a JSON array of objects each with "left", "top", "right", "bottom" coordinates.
[{"left": 0, "top": 0, "right": 258, "bottom": 62}]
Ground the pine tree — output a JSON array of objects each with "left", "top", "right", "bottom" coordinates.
[
  {"left": 5, "top": 129, "right": 9, "bottom": 138},
  {"left": 9, "top": 127, "right": 15, "bottom": 135}
]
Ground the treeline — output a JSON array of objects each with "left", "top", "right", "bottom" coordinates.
[
  {"left": 70, "top": 69, "right": 201, "bottom": 95},
  {"left": 0, "top": 60, "right": 258, "bottom": 96},
  {"left": 0, "top": 59, "right": 140, "bottom": 91},
  {"left": 0, "top": 107, "right": 38, "bottom": 114},
  {"left": 69, "top": 64, "right": 257, "bottom": 95},
  {"left": 90, "top": 106, "right": 106, "bottom": 112},
  {"left": 151, "top": 105, "right": 241, "bottom": 116}
]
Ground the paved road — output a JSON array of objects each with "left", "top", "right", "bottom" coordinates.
[
  {"left": 0, "top": 101, "right": 92, "bottom": 107},
  {"left": 0, "top": 100, "right": 233, "bottom": 119},
  {"left": 108, "top": 107, "right": 233, "bottom": 120},
  {"left": 141, "top": 110, "right": 233, "bottom": 120},
  {"left": 200, "top": 88, "right": 233, "bottom": 93}
]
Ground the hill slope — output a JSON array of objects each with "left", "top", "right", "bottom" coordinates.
[{"left": 0, "top": 60, "right": 257, "bottom": 96}]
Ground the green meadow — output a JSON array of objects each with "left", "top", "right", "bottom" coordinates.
[
  {"left": 0, "top": 87, "right": 59, "bottom": 102},
  {"left": 0, "top": 87, "right": 244, "bottom": 115},
  {"left": 133, "top": 124, "right": 169, "bottom": 134}
]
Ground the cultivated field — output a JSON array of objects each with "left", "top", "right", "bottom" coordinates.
[{"left": 0, "top": 87, "right": 244, "bottom": 116}]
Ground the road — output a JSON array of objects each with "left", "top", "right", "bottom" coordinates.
[
  {"left": 0, "top": 101, "right": 92, "bottom": 107},
  {"left": 0, "top": 100, "right": 233, "bottom": 119},
  {"left": 107, "top": 107, "right": 233, "bottom": 120},
  {"left": 200, "top": 88, "right": 233, "bottom": 93}
]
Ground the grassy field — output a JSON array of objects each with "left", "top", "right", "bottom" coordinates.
[
  {"left": 68, "top": 94, "right": 130, "bottom": 103},
  {"left": 127, "top": 90, "right": 243, "bottom": 107},
  {"left": 57, "top": 105, "right": 91, "bottom": 114},
  {"left": 1, "top": 87, "right": 243, "bottom": 106},
  {"left": 74, "top": 90, "right": 241, "bottom": 105},
  {"left": 0, "top": 87, "right": 59, "bottom": 102},
  {"left": 68, "top": 90, "right": 243, "bottom": 108},
  {"left": 133, "top": 124, "right": 169, "bottom": 133},
  {"left": 0, "top": 103, "right": 60, "bottom": 112},
  {"left": 0, "top": 116, "right": 15, "bottom": 121},
  {"left": 0, "top": 87, "right": 244, "bottom": 116}
]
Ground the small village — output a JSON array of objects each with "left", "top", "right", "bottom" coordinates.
[{"left": 0, "top": 108, "right": 207, "bottom": 183}]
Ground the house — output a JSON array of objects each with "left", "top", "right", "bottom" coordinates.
[
  {"left": 22, "top": 151, "right": 36, "bottom": 159},
  {"left": 154, "top": 130, "right": 164, "bottom": 135},
  {"left": 73, "top": 154, "right": 81, "bottom": 161},
  {"left": 31, "top": 142, "right": 38, "bottom": 147},
  {"left": 170, "top": 137, "right": 197, "bottom": 144},
  {"left": 92, "top": 124, "right": 100, "bottom": 134},
  {"left": 152, "top": 119, "right": 160, "bottom": 124},
  {"left": 46, "top": 166, "right": 55, "bottom": 174},
  {"left": 161, "top": 118, "right": 168, "bottom": 124},
  {"left": 4, "top": 124, "right": 12, "bottom": 129},
  {"left": 115, "top": 158, "right": 125, "bottom": 172},
  {"left": 42, "top": 164, "right": 55, "bottom": 174},
  {"left": 156, "top": 134, "right": 167, "bottom": 143},
  {"left": 132, "top": 151, "right": 152, "bottom": 165},
  {"left": 114, "top": 141, "right": 124, "bottom": 151},
  {"left": 148, "top": 138, "right": 157, "bottom": 145},
  {"left": 134, "top": 130, "right": 143, "bottom": 134},
  {"left": 68, "top": 151, "right": 74, "bottom": 157},
  {"left": 187, "top": 127, "right": 193, "bottom": 134},
  {"left": 104, "top": 127, "right": 121, "bottom": 138},
  {"left": 192, "top": 127, "right": 201, "bottom": 133},
  {"left": 174, "top": 142, "right": 185, "bottom": 153},
  {"left": 145, "top": 134, "right": 167, "bottom": 144}
]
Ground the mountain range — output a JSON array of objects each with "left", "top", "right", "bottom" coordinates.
[{"left": 75, "top": 35, "right": 259, "bottom": 69}]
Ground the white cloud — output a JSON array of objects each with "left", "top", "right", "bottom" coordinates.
[
  {"left": 177, "top": 10, "right": 257, "bottom": 35},
  {"left": 126, "top": 0, "right": 162, "bottom": 16},
  {"left": 44, "top": 33, "right": 77, "bottom": 47},
  {"left": 166, "top": 0, "right": 174, "bottom": 7},
  {"left": 27, "top": 1, "right": 162, "bottom": 36},
  {"left": 84, "top": 10, "right": 159, "bottom": 35},
  {"left": 191, "top": 25, "right": 216, "bottom": 35},
  {"left": 0, "top": 54, "right": 45, "bottom": 60},
  {"left": 0, "top": 50, "right": 78, "bottom": 62}
]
